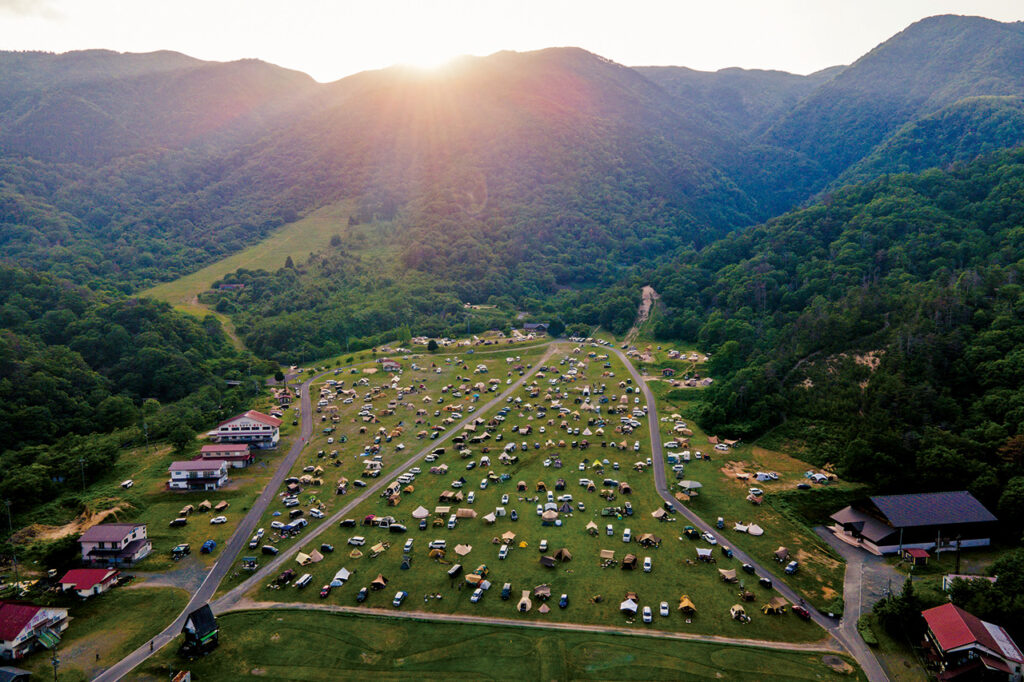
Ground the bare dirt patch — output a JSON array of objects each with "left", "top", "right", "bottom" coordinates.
[
  {"left": 795, "top": 548, "right": 842, "bottom": 571},
  {"left": 822, "top": 655, "right": 855, "bottom": 674},
  {"left": 13, "top": 501, "right": 132, "bottom": 543},
  {"left": 719, "top": 461, "right": 750, "bottom": 481}
]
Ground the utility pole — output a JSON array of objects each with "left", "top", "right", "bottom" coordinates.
[
  {"left": 50, "top": 647, "right": 59, "bottom": 681},
  {"left": 955, "top": 535, "right": 962, "bottom": 574},
  {"left": 4, "top": 500, "right": 19, "bottom": 585},
  {"left": 78, "top": 456, "right": 86, "bottom": 493}
]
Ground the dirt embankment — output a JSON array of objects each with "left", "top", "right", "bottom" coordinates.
[{"left": 12, "top": 502, "right": 132, "bottom": 544}]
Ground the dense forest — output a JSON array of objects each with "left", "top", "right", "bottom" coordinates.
[
  {"left": 652, "top": 148, "right": 1024, "bottom": 523},
  {"left": 0, "top": 266, "right": 267, "bottom": 509}
]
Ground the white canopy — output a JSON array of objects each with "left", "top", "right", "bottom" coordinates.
[{"left": 411, "top": 505, "right": 430, "bottom": 519}]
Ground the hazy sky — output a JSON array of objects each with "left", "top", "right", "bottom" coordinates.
[{"left": 2, "top": 0, "right": 1022, "bottom": 82}]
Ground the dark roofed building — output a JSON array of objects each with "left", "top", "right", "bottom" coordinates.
[
  {"left": 830, "top": 491, "right": 996, "bottom": 555},
  {"left": 180, "top": 604, "right": 219, "bottom": 658}
]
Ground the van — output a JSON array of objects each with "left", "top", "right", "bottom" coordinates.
[
  {"left": 289, "top": 509, "right": 304, "bottom": 519},
  {"left": 295, "top": 574, "right": 313, "bottom": 589},
  {"left": 447, "top": 563, "right": 463, "bottom": 578},
  {"left": 261, "top": 545, "right": 280, "bottom": 556},
  {"left": 447, "top": 515, "right": 457, "bottom": 530}
]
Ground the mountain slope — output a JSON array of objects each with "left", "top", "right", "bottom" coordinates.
[{"left": 764, "top": 15, "right": 1024, "bottom": 184}]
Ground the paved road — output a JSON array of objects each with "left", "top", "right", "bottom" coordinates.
[
  {"left": 608, "top": 345, "right": 888, "bottom": 682},
  {"left": 213, "top": 344, "right": 559, "bottom": 612},
  {"left": 223, "top": 599, "right": 843, "bottom": 653},
  {"left": 94, "top": 367, "right": 329, "bottom": 681}
]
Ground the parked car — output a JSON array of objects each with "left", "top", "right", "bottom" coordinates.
[
  {"left": 539, "top": 539, "right": 548, "bottom": 552},
  {"left": 701, "top": 532, "right": 717, "bottom": 545},
  {"left": 209, "top": 516, "right": 227, "bottom": 524},
  {"left": 201, "top": 539, "right": 216, "bottom": 554},
  {"left": 320, "top": 543, "right": 334, "bottom": 553},
  {"left": 310, "top": 509, "right": 325, "bottom": 519},
  {"left": 559, "top": 594, "right": 569, "bottom": 609},
  {"left": 622, "top": 528, "right": 632, "bottom": 543},
  {"left": 499, "top": 545, "right": 509, "bottom": 560},
  {"left": 348, "top": 536, "right": 366, "bottom": 546},
  {"left": 785, "top": 560, "right": 799, "bottom": 575},
  {"left": 428, "top": 539, "right": 447, "bottom": 550},
  {"left": 403, "top": 539, "right": 414, "bottom": 553},
  {"left": 793, "top": 604, "right": 812, "bottom": 620},
  {"left": 501, "top": 583, "right": 512, "bottom": 600},
  {"left": 339, "top": 518, "right": 357, "bottom": 527},
  {"left": 642, "top": 606, "right": 652, "bottom": 623},
  {"left": 643, "top": 556, "right": 652, "bottom": 572},
  {"left": 356, "top": 587, "right": 368, "bottom": 603},
  {"left": 393, "top": 591, "right": 408, "bottom": 607},
  {"left": 319, "top": 585, "right": 331, "bottom": 599},
  {"left": 659, "top": 601, "right": 669, "bottom": 617},
  {"left": 470, "top": 588, "right": 484, "bottom": 603}
]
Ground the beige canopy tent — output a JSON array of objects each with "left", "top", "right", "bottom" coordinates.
[
  {"left": 456, "top": 508, "right": 477, "bottom": 519},
  {"left": 501, "top": 531, "right": 516, "bottom": 542},
  {"left": 554, "top": 548, "right": 572, "bottom": 562},
  {"left": 428, "top": 548, "right": 445, "bottom": 559},
  {"left": 517, "top": 591, "right": 532, "bottom": 612},
  {"left": 748, "top": 524, "right": 764, "bottom": 536},
  {"left": 651, "top": 508, "right": 667, "bottom": 520},
  {"left": 370, "top": 574, "right": 388, "bottom": 590},
  {"left": 774, "top": 546, "right": 790, "bottom": 562},
  {"left": 538, "top": 603, "right": 550, "bottom": 614},
  {"left": 675, "top": 492, "right": 690, "bottom": 502},
  {"left": 412, "top": 506, "right": 430, "bottom": 519},
  {"left": 678, "top": 595, "right": 697, "bottom": 614},
  {"left": 214, "top": 501, "right": 229, "bottom": 512},
  {"left": 198, "top": 500, "right": 212, "bottom": 511},
  {"left": 541, "top": 510, "right": 559, "bottom": 522},
  {"left": 370, "top": 542, "right": 388, "bottom": 554},
  {"left": 678, "top": 480, "right": 702, "bottom": 495},
  {"left": 296, "top": 552, "right": 313, "bottom": 566},
  {"left": 533, "top": 584, "right": 551, "bottom": 599},
  {"left": 482, "top": 512, "right": 497, "bottom": 524},
  {"left": 179, "top": 505, "right": 194, "bottom": 516},
  {"left": 599, "top": 549, "right": 616, "bottom": 560},
  {"left": 435, "top": 506, "right": 451, "bottom": 515},
  {"left": 622, "top": 554, "right": 638, "bottom": 569},
  {"left": 466, "top": 573, "right": 483, "bottom": 584},
  {"left": 730, "top": 604, "right": 747, "bottom": 620},
  {"left": 454, "top": 544, "right": 473, "bottom": 557},
  {"left": 540, "top": 555, "right": 557, "bottom": 568},
  {"left": 762, "top": 596, "right": 788, "bottom": 615},
  {"left": 734, "top": 522, "right": 749, "bottom": 533},
  {"left": 585, "top": 521, "right": 599, "bottom": 535},
  {"left": 349, "top": 549, "right": 363, "bottom": 558},
  {"left": 719, "top": 568, "right": 738, "bottom": 583}
]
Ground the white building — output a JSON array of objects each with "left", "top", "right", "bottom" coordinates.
[
  {"left": 208, "top": 410, "right": 282, "bottom": 449},
  {"left": 168, "top": 460, "right": 229, "bottom": 491}
]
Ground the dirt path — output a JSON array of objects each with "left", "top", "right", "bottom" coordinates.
[{"left": 624, "top": 285, "right": 659, "bottom": 346}]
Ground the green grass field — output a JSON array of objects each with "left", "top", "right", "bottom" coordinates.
[
  {"left": 240, "top": 347, "right": 825, "bottom": 644},
  {"left": 141, "top": 200, "right": 356, "bottom": 342},
  {"left": 131, "top": 609, "right": 863, "bottom": 681},
  {"left": 26, "top": 587, "right": 189, "bottom": 682}
]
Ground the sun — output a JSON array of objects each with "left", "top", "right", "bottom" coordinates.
[{"left": 397, "top": 45, "right": 461, "bottom": 71}]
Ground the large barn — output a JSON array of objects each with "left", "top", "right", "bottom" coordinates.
[{"left": 829, "top": 491, "right": 997, "bottom": 555}]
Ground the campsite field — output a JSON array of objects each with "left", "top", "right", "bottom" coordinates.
[
  {"left": 216, "top": 345, "right": 553, "bottom": 594},
  {"left": 131, "top": 609, "right": 863, "bottom": 681},
  {"left": 25, "top": 587, "right": 188, "bottom": 682},
  {"left": 242, "top": 347, "right": 826, "bottom": 644},
  {"left": 648, "top": 380, "right": 852, "bottom": 613}
]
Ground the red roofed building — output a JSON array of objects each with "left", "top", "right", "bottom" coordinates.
[
  {"left": 0, "top": 602, "right": 69, "bottom": 660},
  {"left": 78, "top": 522, "right": 151, "bottom": 567},
  {"left": 198, "top": 443, "right": 254, "bottom": 469},
  {"left": 922, "top": 603, "right": 1024, "bottom": 680},
  {"left": 58, "top": 568, "right": 120, "bottom": 598},
  {"left": 208, "top": 410, "right": 282, "bottom": 449}
]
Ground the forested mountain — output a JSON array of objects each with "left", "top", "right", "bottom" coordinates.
[{"left": 651, "top": 148, "right": 1024, "bottom": 522}]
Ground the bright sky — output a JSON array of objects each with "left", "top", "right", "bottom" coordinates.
[{"left": 1, "top": 0, "right": 1022, "bottom": 82}]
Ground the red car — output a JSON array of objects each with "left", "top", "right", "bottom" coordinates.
[
  {"left": 793, "top": 604, "right": 811, "bottom": 620},
  {"left": 319, "top": 585, "right": 331, "bottom": 599}
]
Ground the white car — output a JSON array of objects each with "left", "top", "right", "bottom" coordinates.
[
  {"left": 642, "top": 606, "right": 652, "bottom": 623},
  {"left": 643, "top": 556, "right": 652, "bottom": 572},
  {"left": 748, "top": 488, "right": 764, "bottom": 497},
  {"left": 309, "top": 509, "right": 325, "bottom": 519},
  {"left": 660, "top": 601, "right": 669, "bottom": 617},
  {"left": 348, "top": 536, "right": 366, "bottom": 546},
  {"left": 410, "top": 467, "right": 421, "bottom": 474},
  {"left": 499, "top": 545, "right": 509, "bottom": 560},
  {"left": 210, "top": 515, "right": 227, "bottom": 525},
  {"left": 403, "top": 539, "right": 414, "bottom": 552},
  {"left": 271, "top": 521, "right": 286, "bottom": 530},
  {"left": 539, "top": 539, "right": 548, "bottom": 552},
  {"left": 501, "top": 494, "right": 509, "bottom": 505},
  {"left": 467, "top": 492, "right": 476, "bottom": 504},
  {"left": 623, "top": 528, "right": 632, "bottom": 543},
  {"left": 701, "top": 532, "right": 718, "bottom": 545}
]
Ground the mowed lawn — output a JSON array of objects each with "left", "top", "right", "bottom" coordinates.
[
  {"left": 244, "top": 348, "right": 826, "bottom": 644},
  {"left": 649, "top": 381, "right": 854, "bottom": 612},
  {"left": 216, "top": 346, "right": 554, "bottom": 596},
  {"left": 25, "top": 587, "right": 188, "bottom": 682},
  {"left": 142, "top": 200, "right": 355, "bottom": 307},
  {"left": 132, "top": 610, "right": 863, "bottom": 681}
]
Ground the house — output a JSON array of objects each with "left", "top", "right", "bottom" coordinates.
[
  {"left": 922, "top": 602, "right": 1023, "bottom": 680},
  {"left": 79, "top": 523, "right": 151, "bottom": 567},
  {"left": 661, "top": 368, "right": 675, "bottom": 377},
  {"left": 208, "top": 410, "right": 282, "bottom": 449},
  {"left": 271, "top": 387, "right": 294, "bottom": 406},
  {"left": 523, "top": 323, "right": 549, "bottom": 333},
  {"left": 168, "top": 460, "right": 229, "bottom": 491},
  {"left": 0, "top": 602, "right": 69, "bottom": 660},
  {"left": 902, "top": 548, "right": 930, "bottom": 567},
  {"left": 58, "top": 568, "right": 120, "bottom": 598},
  {"left": 830, "top": 491, "right": 997, "bottom": 555},
  {"left": 180, "top": 604, "right": 219, "bottom": 657},
  {"left": 380, "top": 359, "right": 401, "bottom": 373},
  {"left": 198, "top": 444, "right": 254, "bottom": 469}
]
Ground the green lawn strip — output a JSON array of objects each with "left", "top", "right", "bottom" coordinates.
[
  {"left": 25, "top": 586, "right": 189, "bottom": 682},
  {"left": 647, "top": 381, "right": 852, "bottom": 613},
  {"left": 861, "top": 614, "right": 930, "bottom": 682},
  {"left": 132, "top": 609, "right": 863, "bottom": 681},
  {"left": 243, "top": 349, "right": 825, "bottom": 644}
]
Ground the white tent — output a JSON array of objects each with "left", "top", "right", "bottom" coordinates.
[
  {"left": 620, "top": 598, "right": 638, "bottom": 614},
  {"left": 330, "top": 568, "right": 352, "bottom": 587},
  {"left": 747, "top": 524, "right": 764, "bottom": 536},
  {"left": 411, "top": 506, "right": 430, "bottom": 519}
]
